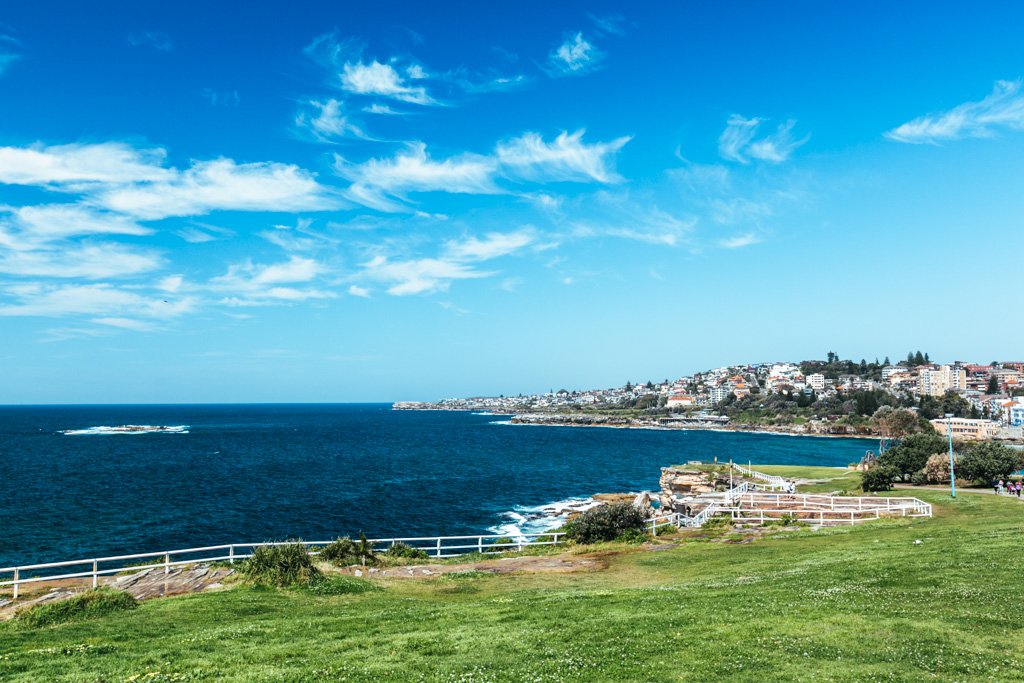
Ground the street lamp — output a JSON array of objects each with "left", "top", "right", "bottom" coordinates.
[{"left": 945, "top": 413, "right": 956, "bottom": 499}]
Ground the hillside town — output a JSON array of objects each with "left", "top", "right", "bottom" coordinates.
[{"left": 394, "top": 352, "right": 1024, "bottom": 441}]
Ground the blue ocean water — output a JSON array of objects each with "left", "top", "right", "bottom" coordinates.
[{"left": 0, "top": 404, "right": 872, "bottom": 567}]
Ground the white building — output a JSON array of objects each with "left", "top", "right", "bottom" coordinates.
[{"left": 807, "top": 373, "right": 826, "bottom": 390}]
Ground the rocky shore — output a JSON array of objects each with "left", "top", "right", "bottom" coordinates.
[{"left": 505, "top": 412, "right": 878, "bottom": 439}]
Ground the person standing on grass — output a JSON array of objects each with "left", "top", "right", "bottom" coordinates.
[
  {"left": 995, "top": 479, "right": 1001, "bottom": 494},
  {"left": 997, "top": 479, "right": 1004, "bottom": 495},
  {"left": 1016, "top": 481, "right": 1021, "bottom": 497}
]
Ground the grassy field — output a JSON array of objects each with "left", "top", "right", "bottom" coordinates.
[{"left": 2, "top": 482, "right": 1023, "bottom": 681}]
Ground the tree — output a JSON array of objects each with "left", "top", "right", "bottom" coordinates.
[
  {"left": 924, "top": 352, "right": 930, "bottom": 363},
  {"left": 878, "top": 432, "right": 946, "bottom": 481},
  {"left": 884, "top": 356, "right": 891, "bottom": 366},
  {"left": 958, "top": 442, "right": 1024, "bottom": 484},
  {"left": 987, "top": 376, "right": 1000, "bottom": 394},
  {"left": 906, "top": 352, "right": 915, "bottom": 365},
  {"left": 873, "top": 407, "right": 919, "bottom": 440},
  {"left": 914, "top": 351, "right": 925, "bottom": 365},
  {"left": 645, "top": 380, "right": 654, "bottom": 390},
  {"left": 624, "top": 381, "right": 633, "bottom": 392},
  {"left": 861, "top": 466, "right": 897, "bottom": 492}
]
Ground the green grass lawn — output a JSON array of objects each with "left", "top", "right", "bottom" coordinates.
[{"left": 3, "top": 490, "right": 1023, "bottom": 682}]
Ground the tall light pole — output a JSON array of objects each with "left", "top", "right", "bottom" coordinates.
[{"left": 945, "top": 413, "right": 956, "bottom": 498}]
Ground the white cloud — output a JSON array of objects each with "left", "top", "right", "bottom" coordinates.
[
  {"left": 718, "top": 116, "right": 808, "bottom": 164},
  {"left": 885, "top": 80, "right": 1024, "bottom": 144},
  {"left": 719, "top": 232, "right": 761, "bottom": 249},
  {"left": 496, "top": 130, "right": 630, "bottom": 183},
  {"left": 0, "top": 143, "right": 172, "bottom": 186},
  {"left": 96, "top": 158, "right": 340, "bottom": 219},
  {"left": 296, "top": 98, "right": 365, "bottom": 140},
  {"left": 347, "top": 285, "right": 371, "bottom": 298},
  {"left": 364, "top": 103, "right": 400, "bottom": 115},
  {"left": 210, "top": 256, "right": 333, "bottom": 305},
  {"left": 0, "top": 205, "right": 150, "bottom": 247},
  {"left": 202, "top": 89, "right": 240, "bottom": 107},
  {"left": 0, "top": 282, "right": 193, "bottom": 319},
  {"left": 360, "top": 255, "right": 490, "bottom": 296},
  {"left": 92, "top": 316, "right": 159, "bottom": 331},
  {"left": 0, "top": 243, "right": 162, "bottom": 279},
  {"left": 548, "top": 33, "right": 601, "bottom": 76},
  {"left": 341, "top": 60, "right": 433, "bottom": 104},
  {"left": 444, "top": 229, "right": 534, "bottom": 261},
  {"left": 337, "top": 143, "right": 499, "bottom": 211}
]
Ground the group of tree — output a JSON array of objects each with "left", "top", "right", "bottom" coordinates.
[
  {"left": 863, "top": 434, "right": 1024, "bottom": 491},
  {"left": 902, "top": 350, "right": 931, "bottom": 366},
  {"left": 800, "top": 353, "right": 886, "bottom": 381}
]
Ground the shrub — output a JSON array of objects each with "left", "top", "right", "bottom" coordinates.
[
  {"left": 15, "top": 587, "right": 136, "bottom": 628},
  {"left": 385, "top": 541, "right": 430, "bottom": 560},
  {"left": 958, "top": 442, "right": 1024, "bottom": 484},
  {"left": 615, "top": 528, "right": 650, "bottom": 544},
  {"left": 861, "top": 466, "right": 897, "bottom": 492},
  {"left": 565, "top": 503, "right": 648, "bottom": 544},
  {"left": 923, "top": 453, "right": 953, "bottom": 484},
  {"left": 318, "top": 536, "right": 377, "bottom": 566},
  {"left": 910, "top": 470, "right": 929, "bottom": 486},
  {"left": 240, "top": 542, "right": 321, "bottom": 587}
]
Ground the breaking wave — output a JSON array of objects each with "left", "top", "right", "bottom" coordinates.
[
  {"left": 60, "top": 425, "right": 190, "bottom": 436},
  {"left": 488, "top": 496, "right": 602, "bottom": 540}
]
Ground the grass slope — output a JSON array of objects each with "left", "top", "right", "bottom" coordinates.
[{"left": 2, "top": 490, "right": 1023, "bottom": 682}]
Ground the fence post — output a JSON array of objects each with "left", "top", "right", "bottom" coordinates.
[
  {"left": 435, "top": 537, "right": 441, "bottom": 558},
  {"left": 12, "top": 568, "right": 18, "bottom": 600},
  {"left": 164, "top": 552, "right": 170, "bottom": 575},
  {"left": 229, "top": 545, "right": 235, "bottom": 564},
  {"left": 650, "top": 518, "right": 657, "bottom": 535},
  {"left": 92, "top": 559, "right": 98, "bottom": 588},
  {"left": 478, "top": 536, "right": 483, "bottom": 553}
]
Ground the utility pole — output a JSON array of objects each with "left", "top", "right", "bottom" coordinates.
[{"left": 945, "top": 413, "right": 956, "bottom": 499}]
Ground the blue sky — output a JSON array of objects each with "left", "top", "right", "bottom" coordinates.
[{"left": 1, "top": 1, "right": 1023, "bottom": 403}]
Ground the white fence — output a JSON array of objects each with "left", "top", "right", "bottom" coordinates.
[
  {"left": 0, "top": 531, "right": 565, "bottom": 600},
  {"left": 730, "top": 463, "right": 790, "bottom": 490}
]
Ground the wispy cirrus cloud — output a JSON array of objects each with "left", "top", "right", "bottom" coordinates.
[
  {"left": 341, "top": 60, "right": 433, "bottom": 104},
  {"left": 885, "top": 80, "right": 1024, "bottom": 144},
  {"left": 718, "top": 116, "right": 808, "bottom": 164},
  {"left": 337, "top": 130, "right": 630, "bottom": 211},
  {"left": 547, "top": 32, "right": 602, "bottom": 76},
  {"left": 496, "top": 130, "right": 631, "bottom": 183},
  {"left": 0, "top": 143, "right": 173, "bottom": 187},
  {"left": 210, "top": 256, "right": 335, "bottom": 306},
  {"left": 0, "top": 282, "right": 193, "bottom": 319},
  {"left": 95, "top": 157, "right": 342, "bottom": 219},
  {"left": 0, "top": 243, "right": 161, "bottom": 279},
  {"left": 359, "top": 228, "right": 535, "bottom": 296},
  {"left": 295, "top": 98, "right": 367, "bottom": 141},
  {"left": 718, "top": 232, "right": 761, "bottom": 249},
  {"left": 126, "top": 31, "right": 174, "bottom": 52},
  {"left": 335, "top": 143, "right": 499, "bottom": 211},
  {"left": 0, "top": 34, "right": 20, "bottom": 76}
]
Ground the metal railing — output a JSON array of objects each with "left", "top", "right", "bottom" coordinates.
[
  {"left": 730, "top": 463, "right": 790, "bottom": 489},
  {"left": 0, "top": 531, "right": 565, "bottom": 600}
]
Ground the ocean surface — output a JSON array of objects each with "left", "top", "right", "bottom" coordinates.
[{"left": 0, "top": 404, "right": 873, "bottom": 567}]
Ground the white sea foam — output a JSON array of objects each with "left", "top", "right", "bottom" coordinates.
[
  {"left": 471, "top": 411, "right": 513, "bottom": 416},
  {"left": 60, "top": 425, "right": 190, "bottom": 436},
  {"left": 488, "top": 496, "right": 603, "bottom": 540}
]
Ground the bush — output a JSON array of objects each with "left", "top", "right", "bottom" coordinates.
[
  {"left": 924, "top": 453, "right": 953, "bottom": 484},
  {"left": 910, "top": 470, "right": 929, "bottom": 486},
  {"left": 15, "top": 587, "right": 136, "bottom": 627},
  {"left": 958, "top": 442, "right": 1024, "bottom": 484},
  {"left": 565, "top": 503, "right": 648, "bottom": 544},
  {"left": 615, "top": 529, "right": 650, "bottom": 544},
  {"left": 318, "top": 536, "right": 378, "bottom": 566},
  {"left": 861, "top": 466, "right": 897, "bottom": 492},
  {"left": 385, "top": 541, "right": 429, "bottom": 560},
  {"left": 240, "top": 542, "right": 321, "bottom": 587}
]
